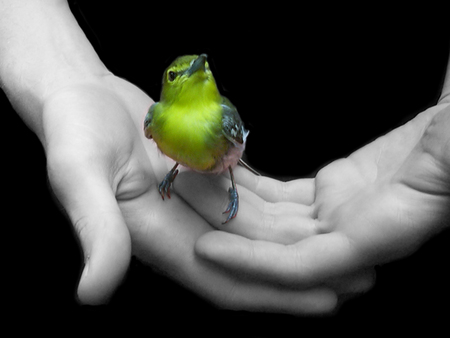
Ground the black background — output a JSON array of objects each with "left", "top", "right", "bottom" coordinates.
[{"left": 3, "top": 1, "right": 450, "bottom": 335}]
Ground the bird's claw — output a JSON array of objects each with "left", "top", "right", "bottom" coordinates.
[
  {"left": 223, "top": 187, "right": 239, "bottom": 224},
  {"left": 158, "top": 168, "right": 179, "bottom": 200}
]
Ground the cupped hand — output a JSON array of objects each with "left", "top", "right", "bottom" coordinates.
[
  {"left": 176, "top": 103, "right": 450, "bottom": 311},
  {"left": 41, "top": 75, "right": 337, "bottom": 313},
  {"left": 43, "top": 75, "right": 160, "bottom": 303}
]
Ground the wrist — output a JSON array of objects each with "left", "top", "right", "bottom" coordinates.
[{"left": 0, "top": 0, "right": 110, "bottom": 137}]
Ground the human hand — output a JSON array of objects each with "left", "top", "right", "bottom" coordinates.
[
  {"left": 175, "top": 103, "right": 450, "bottom": 313},
  {"left": 42, "top": 76, "right": 155, "bottom": 303},
  {"left": 1, "top": 0, "right": 337, "bottom": 312},
  {"left": 40, "top": 75, "right": 336, "bottom": 312}
]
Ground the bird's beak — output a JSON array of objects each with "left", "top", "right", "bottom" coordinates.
[{"left": 187, "top": 54, "right": 208, "bottom": 77}]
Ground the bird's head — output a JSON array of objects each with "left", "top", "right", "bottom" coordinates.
[{"left": 160, "top": 54, "right": 220, "bottom": 104}]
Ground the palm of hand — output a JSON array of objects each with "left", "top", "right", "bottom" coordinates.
[
  {"left": 42, "top": 76, "right": 219, "bottom": 304},
  {"left": 43, "top": 76, "right": 332, "bottom": 311},
  {"left": 313, "top": 104, "right": 450, "bottom": 272},
  {"left": 181, "top": 103, "right": 450, "bottom": 306}
]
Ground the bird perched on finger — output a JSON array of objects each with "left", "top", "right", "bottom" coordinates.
[{"left": 144, "top": 54, "right": 258, "bottom": 223}]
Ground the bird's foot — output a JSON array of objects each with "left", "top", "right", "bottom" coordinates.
[
  {"left": 159, "top": 163, "right": 179, "bottom": 200},
  {"left": 223, "top": 186, "right": 239, "bottom": 224}
]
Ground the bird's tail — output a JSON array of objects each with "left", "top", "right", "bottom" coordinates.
[{"left": 238, "top": 159, "right": 261, "bottom": 176}]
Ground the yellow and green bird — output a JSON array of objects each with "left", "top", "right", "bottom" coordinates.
[{"left": 144, "top": 54, "right": 257, "bottom": 223}]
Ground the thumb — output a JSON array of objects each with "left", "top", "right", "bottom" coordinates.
[{"left": 49, "top": 163, "right": 131, "bottom": 305}]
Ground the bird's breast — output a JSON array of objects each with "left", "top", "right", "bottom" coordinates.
[{"left": 152, "top": 103, "right": 230, "bottom": 172}]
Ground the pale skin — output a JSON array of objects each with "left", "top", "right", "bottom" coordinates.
[{"left": 1, "top": 0, "right": 449, "bottom": 314}]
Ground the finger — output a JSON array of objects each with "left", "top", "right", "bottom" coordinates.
[
  {"left": 130, "top": 190, "right": 337, "bottom": 315},
  {"left": 327, "top": 268, "right": 376, "bottom": 295},
  {"left": 49, "top": 165, "right": 131, "bottom": 305},
  {"left": 216, "top": 280, "right": 338, "bottom": 315},
  {"left": 175, "top": 172, "right": 317, "bottom": 244},
  {"left": 196, "top": 231, "right": 358, "bottom": 288},
  {"left": 233, "top": 166, "right": 316, "bottom": 205},
  {"left": 131, "top": 193, "right": 337, "bottom": 315}
]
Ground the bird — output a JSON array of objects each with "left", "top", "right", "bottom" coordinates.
[{"left": 143, "top": 54, "right": 258, "bottom": 223}]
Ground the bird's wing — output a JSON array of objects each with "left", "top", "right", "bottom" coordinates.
[
  {"left": 221, "top": 97, "right": 248, "bottom": 146},
  {"left": 144, "top": 102, "right": 159, "bottom": 138}
]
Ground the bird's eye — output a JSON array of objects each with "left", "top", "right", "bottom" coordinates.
[{"left": 168, "top": 71, "right": 176, "bottom": 82}]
